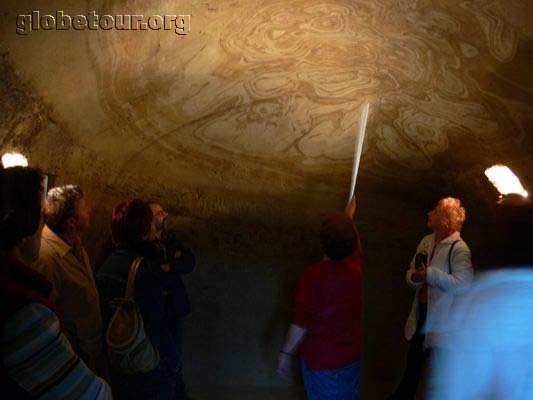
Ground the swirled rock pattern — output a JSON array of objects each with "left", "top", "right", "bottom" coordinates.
[
  {"left": 2, "top": 0, "right": 530, "bottom": 191},
  {"left": 77, "top": 0, "right": 531, "bottom": 187}
]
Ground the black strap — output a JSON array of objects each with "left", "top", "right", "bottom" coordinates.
[{"left": 448, "top": 240, "right": 461, "bottom": 274}]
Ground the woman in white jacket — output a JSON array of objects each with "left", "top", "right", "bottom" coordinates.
[{"left": 388, "top": 197, "right": 473, "bottom": 400}]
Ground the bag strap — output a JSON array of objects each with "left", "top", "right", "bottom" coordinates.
[
  {"left": 447, "top": 240, "right": 461, "bottom": 274},
  {"left": 125, "top": 257, "right": 144, "bottom": 299}
]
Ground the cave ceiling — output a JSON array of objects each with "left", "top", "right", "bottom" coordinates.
[{"left": 1, "top": 0, "right": 532, "bottom": 203}]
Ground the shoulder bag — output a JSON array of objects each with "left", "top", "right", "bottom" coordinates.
[{"left": 105, "top": 257, "right": 160, "bottom": 374}]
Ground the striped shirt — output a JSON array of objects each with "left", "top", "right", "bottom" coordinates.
[{"left": 1, "top": 302, "right": 111, "bottom": 399}]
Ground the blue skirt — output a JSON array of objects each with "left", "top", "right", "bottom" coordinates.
[{"left": 301, "top": 357, "right": 360, "bottom": 400}]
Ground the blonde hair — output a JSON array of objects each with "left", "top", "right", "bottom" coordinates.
[{"left": 439, "top": 197, "right": 466, "bottom": 231}]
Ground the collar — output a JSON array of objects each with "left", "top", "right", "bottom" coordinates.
[
  {"left": 438, "top": 231, "right": 461, "bottom": 244},
  {"left": 42, "top": 225, "right": 71, "bottom": 258}
]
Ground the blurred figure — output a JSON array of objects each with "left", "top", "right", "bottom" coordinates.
[
  {"left": 97, "top": 200, "right": 182, "bottom": 400},
  {"left": 388, "top": 197, "right": 473, "bottom": 400},
  {"left": 0, "top": 166, "right": 111, "bottom": 399},
  {"left": 431, "top": 196, "right": 533, "bottom": 400},
  {"left": 277, "top": 197, "right": 363, "bottom": 400},
  {"left": 147, "top": 201, "right": 195, "bottom": 399},
  {"left": 32, "top": 185, "right": 103, "bottom": 372}
]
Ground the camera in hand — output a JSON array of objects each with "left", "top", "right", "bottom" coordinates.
[{"left": 415, "top": 252, "right": 428, "bottom": 270}]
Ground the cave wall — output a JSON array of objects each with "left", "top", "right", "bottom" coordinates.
[{"left": 1, "top": 0, "right": 532, "bottom": 398}]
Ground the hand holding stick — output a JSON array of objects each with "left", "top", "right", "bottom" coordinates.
[{"left": 345, "top": 196, "right": 357, "bottom": 220}]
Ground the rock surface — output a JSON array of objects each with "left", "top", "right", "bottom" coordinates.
[{"left": 1, "top": 0, "right": 532, "bottom": 397}]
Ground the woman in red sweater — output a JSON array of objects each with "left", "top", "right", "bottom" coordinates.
[{"left": 277, "top": 197, "right": 363, "bottom": 400}]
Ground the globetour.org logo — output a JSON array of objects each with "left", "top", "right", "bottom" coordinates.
[{"left": 16, "top": 11, "right": 191, "bottom": 35}]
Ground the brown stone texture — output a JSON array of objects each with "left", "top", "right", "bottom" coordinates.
[{"left": 1, "top": 0, "right": 532, "bottom": 398}]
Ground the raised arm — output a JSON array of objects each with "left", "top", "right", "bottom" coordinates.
[
  {"left": 345, "top": 196, "right": 357, "bottom": 220},
  {"left": 344, "top": 196, "right": 363, "bottom": 260}
]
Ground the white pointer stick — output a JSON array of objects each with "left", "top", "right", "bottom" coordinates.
[{"left": 348, "top": 103, "right": 370, "bottom": 203}]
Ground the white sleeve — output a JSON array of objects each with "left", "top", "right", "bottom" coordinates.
[{"left": 426, "top": 242, "right": 473, "bottom": 291}]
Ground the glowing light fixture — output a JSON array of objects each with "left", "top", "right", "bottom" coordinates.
[
  {"left": 484, "top": 165, "right": 528, "bottom": 198},
  {"left": 2, "top": 152, "right": 28, "bottom": 168}
]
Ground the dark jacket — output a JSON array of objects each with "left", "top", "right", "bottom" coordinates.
[
  {"left": 145, "top": 236, "right": 196, "bottom": 318},
  {"left": 97, "top": 245, "right": 181, "bottom": 399}
]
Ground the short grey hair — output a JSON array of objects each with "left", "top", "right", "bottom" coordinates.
[{"left": 44, "top": 185, "right": 84, "bottom": 234}]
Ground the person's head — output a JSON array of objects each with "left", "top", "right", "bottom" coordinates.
[
  {"left": 427, "top": 197, "right": 466, "bottom": 233},
  {"left": 44, "top": 185, "right": 90, "bottom": 236},
  {"left": 0, "top": 166, "right": 44, "bottom": 264},
  {"left": 111, "top": 199, "right": 154, "bottom": 248},
  {"left": 147, "top": 201, "right": 168, "bottom": 240},
  {"left": 320, "top": 212, "right": 358, "bottom": 261}
]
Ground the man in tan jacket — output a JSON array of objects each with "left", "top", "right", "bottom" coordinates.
[{"left": 33, "top": 184, "right": 103, "bottom": 373}]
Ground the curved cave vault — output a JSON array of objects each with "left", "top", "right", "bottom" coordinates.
[{"left": 1, "top": 0, "right": 532, "bottom": 398}]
